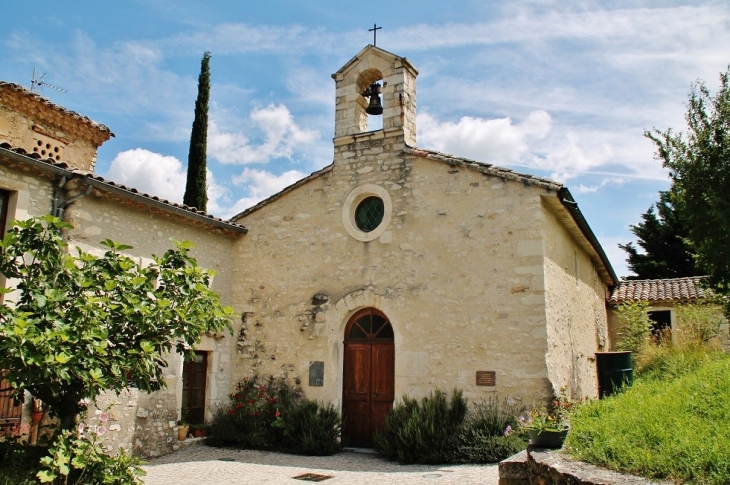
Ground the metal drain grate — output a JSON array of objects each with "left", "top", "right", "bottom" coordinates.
[{"left": 292, "top": 473, "right": 334, "bottom": 482}]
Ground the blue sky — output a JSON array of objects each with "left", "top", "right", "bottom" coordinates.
[{"left": 3, "top": 0, "right": 729, "bottom": 278}]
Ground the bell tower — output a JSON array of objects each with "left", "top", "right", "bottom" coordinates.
[{"left": 331, "top": 45, "right": 418, "bottom": 146}]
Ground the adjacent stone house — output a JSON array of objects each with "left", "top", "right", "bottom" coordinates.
[
  {"left": 608, "top": 276, "right": 729, "bottom": 351},
  {"left": 1, "top": 45, "right": 621, "bottom": 454}
]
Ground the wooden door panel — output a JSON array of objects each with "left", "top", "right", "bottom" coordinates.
[
  {"left": 343, "top": 400, "right": 370, "bottom": 446},
  {"left": 343, "top": 344, "right": 370, "bottom": 398},
  {"left": 370, "top": 344, "right": 395, "bottom": 400}
]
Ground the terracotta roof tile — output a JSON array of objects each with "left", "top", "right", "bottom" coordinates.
[
  {"left": 0, "top": 82, "right": 113, "bottom": 138},
  {"left": 403, "top": 146, "right": 563, "bottom": 191},
  {"left": 0, "top": 143, "right": 246, "bottom": 234},
  {"left": 609, "top": 276, "right": 708, "bottom": 304}
]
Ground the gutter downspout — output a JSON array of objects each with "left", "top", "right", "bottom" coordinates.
[
  {"left": 51, "top": 175, "right": 67, "bottom": 217},
  {"left": 56, "top": 179, "right": 93, "bottom": 220}
]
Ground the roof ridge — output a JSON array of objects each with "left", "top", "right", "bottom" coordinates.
[
  {"left": 0, "top": 144, "right": 245, "bottom": 234},
  {"left": 0, "top": 81, "right": 114, "bottom": 137}
]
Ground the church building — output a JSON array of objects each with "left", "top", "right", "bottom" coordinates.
[{"left": 0, "top": 45, "right": 617, "bottom": 454}]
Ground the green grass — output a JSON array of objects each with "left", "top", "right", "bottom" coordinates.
[{"left": 567, "top": 353, "right": 730, "bottom": 484}]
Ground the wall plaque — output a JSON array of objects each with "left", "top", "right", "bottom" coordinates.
[
  {"left": 476, "top": 371, "right": 496, "bottom": 386},
  {"left": 309, "top": 361, "right": 324, "bottom": 387}
]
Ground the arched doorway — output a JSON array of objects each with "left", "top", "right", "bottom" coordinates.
[{"left": 342, "top": 308, "right": 395, "bottom": 447}]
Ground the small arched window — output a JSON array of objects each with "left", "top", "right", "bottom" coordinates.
[{"left": 346, "top": 308, "right": 394, "bottom": 340}]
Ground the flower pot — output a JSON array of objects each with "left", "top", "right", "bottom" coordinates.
[
  {"left": 192, "top": 428, "right": 209, "bottom": 438},
  {"left": 527, "top": 427, "right": 569, "bottom": 448},
  {"left": 177, "top": 425, "right": 189, "bottom": 441},
  {"left": 31, "top": 411, "right": 44, "bottom": 423}
]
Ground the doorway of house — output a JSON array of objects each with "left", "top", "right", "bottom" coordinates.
[
  {"left": 342, "top": 308, "right": 394, "bottom": 447},
  {"left": 181, "top": 352, "right": 207, "bottom": 424}
]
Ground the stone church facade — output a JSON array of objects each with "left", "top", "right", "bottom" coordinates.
[{"left": 1, "top": 46, "right": 617, "bottom": 455}]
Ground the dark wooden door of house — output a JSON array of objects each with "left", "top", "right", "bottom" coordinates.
[
  {"left": 0, "top": 372, "right": 22, "bottom": 437},
  {"left": 342, "top": 308, "right": 395, "bottom": 447},
  {"left": 182, "top": 352, "right": 207, "bottom": 425}
]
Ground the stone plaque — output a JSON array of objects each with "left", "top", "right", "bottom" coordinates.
[
  {"left": 309, "top": 361, "right": 324, "bottom": 386},
  {"left": 476, "top": 371, "right": 496, "bottom": 386}
]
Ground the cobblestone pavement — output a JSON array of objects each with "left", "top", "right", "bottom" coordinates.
[{"left": 142, "top": 444, "right": 500, "bottom": 484}]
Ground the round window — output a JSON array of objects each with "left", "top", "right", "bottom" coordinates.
[{"left": 354, "top": 196, "right": 385, "bottom": 232}]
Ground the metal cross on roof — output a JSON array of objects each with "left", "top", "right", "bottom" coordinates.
[{"left": 369, "top": 23, "right": 382, "bottom": 46}]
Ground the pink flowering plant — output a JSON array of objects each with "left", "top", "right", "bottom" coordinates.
[
  {"left": 520, "top": 389, "right": 573, "bottom": 432},
  {"left": 37, "top": 411, "right": 145, "bottom": 484},
  {"left": 217, "top": 374, "right": 293, "bottom": 448}
]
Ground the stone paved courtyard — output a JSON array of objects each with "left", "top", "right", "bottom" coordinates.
[{"left": 142, "top": 444, "right": 500, "bottom": 484}]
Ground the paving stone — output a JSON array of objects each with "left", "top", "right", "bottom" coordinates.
[{"left": 142, "top": 445, "right": 499, "bottom": 484}]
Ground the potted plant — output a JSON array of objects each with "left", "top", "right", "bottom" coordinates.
[
  {"left": 177, "top": 410, "right": 189, "bottom": 441},
  {"left": 31, "top": 397, "right": 45, "bottom": 423},
  {"left": 520, "top": 390, "right": 573, "bottom": 448},
  {"left": 190, "top": 423, "right": 211, "bottom": 438}
]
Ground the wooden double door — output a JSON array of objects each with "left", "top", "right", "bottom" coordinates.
[{"left": 342, "top": 309, "right": 395, "bottom": 447}]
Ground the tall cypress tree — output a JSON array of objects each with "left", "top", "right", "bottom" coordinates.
[{"left": 184, "top": 51, "right": 211, "bottom": 211}]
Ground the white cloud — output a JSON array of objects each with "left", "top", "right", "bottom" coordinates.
[
  {"left": 208, "top": 104, "right": 319, "bottom": 165},
  {"left": 105, "top": 149, "right": 187, "bottom": 203},
  {"left": 417, "top": 110, "right": 551, "bottom": 165},
  {"left": 574, "top": 178, "right": 626, "bottom": 194},
  {"left": 105, "top": 148, "right": 230, "bottom": 215}
]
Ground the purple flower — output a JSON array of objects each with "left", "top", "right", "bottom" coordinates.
[
  {"left": 77, "top": 423, "right": 85, "bottom": 436},
  {"left": 98, "top": 412, "right": 109, "bottom": 423},
  {"left": 504, "top": 425, "right": 513, "bottom": 437}
]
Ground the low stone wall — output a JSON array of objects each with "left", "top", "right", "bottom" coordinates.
[{"left": 498, "top": 448, "right": 673, "bottom": 485}]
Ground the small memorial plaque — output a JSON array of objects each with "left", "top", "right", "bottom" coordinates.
[
  {"left": 476, "top": 371, "right": 496, "bottom": 387},
  {"left": 309, "top": 361, "right": 324, "bottom": 387}
]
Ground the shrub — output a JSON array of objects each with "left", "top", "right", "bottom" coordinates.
[
  {"left": 37, "top": 427, "right": 144, "bottom": 484},
  {"left": 211, "top": 375, "right": 294, "bottom": 449},
  {"left": 373, "top": 389, "right": 467, "bottom": 464},
  {"left": 281, "top": 400, "right": 342, "bottom": 455},
  {"left": 614, "top": 301, "right": 652, "bottom": 352},
  {"left": 210, "top": 375, "right": 342, "bottom": 455},
  {"left": 567, "top": 354, "right": 730, "bottom": 484},
  {"left": 458, "top": 398, "right": 527, "bottom": 463}
]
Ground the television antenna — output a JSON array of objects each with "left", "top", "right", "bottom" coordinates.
[{"left": 30, "top": 68, "right": 67, "bottom": 94}]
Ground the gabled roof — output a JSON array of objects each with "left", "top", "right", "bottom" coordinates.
[
  {"left": 0, "top": 82, "right": 114, "bottom": 146},
  {"left": 609, "top": 276, "right": 708, "bottom": 304},
  {"left": 0, "top": 144, "right": 247, "bottom": 236},
  {"left": 332, "top": 44, "right": 418, "bottom": 80}
]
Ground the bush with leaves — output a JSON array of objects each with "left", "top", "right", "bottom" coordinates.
[
  {"left": 0, "top": 216, "right": 233, "bottom": 431},
  {"left": 458, "top": 398, "right": 527, "bottom": 463},
  {"left": 614, "top": 301, "right": 652, "bottom": 353},
  {"left": 281, "top": 400, "right": 342, "bottom": 455},
  {"left": 373, "top": 389, "right": 468, "bottom": 464},
  {"left": 210, "top": 375, "right": 341, "bottom": 455},
  {"left": 37, "top": 417, "right": 144, "bottom": 485}
]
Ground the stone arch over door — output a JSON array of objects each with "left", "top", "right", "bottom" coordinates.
[{"left": 342, "top": 307, "right": 395, "bottom": 447}]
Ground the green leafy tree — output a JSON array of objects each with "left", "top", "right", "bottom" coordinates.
[
  {"left": 183, "top": 51, "right": 211, "bottom": 211},
  {"left": 647, "top": 66, "right": 730, "bottom": 309},
  {"left": 619, "top": 191, "right": 699, "bottom": 279},
  {"left": 0, "top": 216, "right": 232, "bottom": 431}
]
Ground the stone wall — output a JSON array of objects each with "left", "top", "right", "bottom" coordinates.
[
  {"left": 229, "top": 131, "right": 587, "bottom": 409},
  {"left": 0, "top": 104, "right": 103, "bottom": 172},
  {"left": 64, "top": 194, "right": 237, "bottom": 456},
  {"left": 542, "top": 201, "right": 608, "bottom": 400}
]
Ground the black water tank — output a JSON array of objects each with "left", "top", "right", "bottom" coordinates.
[{"left": 596, "top": 351, "right": 633, "bottom": 398}]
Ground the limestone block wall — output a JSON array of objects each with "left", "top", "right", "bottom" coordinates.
[
  {"left": 63, "top": 196, "right": 237, "bottom": 456},
  {"left": 230, "top": 135, "right": 564, "bottom": 411},
  {"left": 542, "top": 201, "right": 608, "bottom": 400},
  {"left": 0, "top": 104, "right": 101, "bottom": 172},
  {"left": 0, "top": 162, "right": 57, "bottom": 431}
]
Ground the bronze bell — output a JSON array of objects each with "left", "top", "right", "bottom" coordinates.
[{"left": 363, "top": 82, "right": 383, "bottom": 115}]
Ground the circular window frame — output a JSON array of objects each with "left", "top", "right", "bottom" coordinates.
[{"left": 342, "top": 184, "right": 392, "bottom": 242}]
